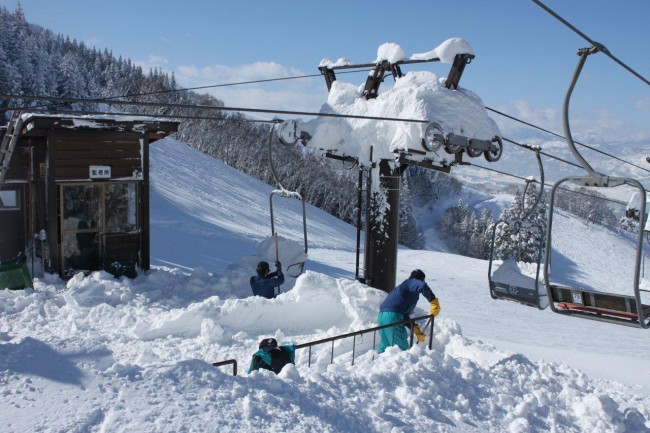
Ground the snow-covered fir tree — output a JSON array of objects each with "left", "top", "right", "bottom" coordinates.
[
  {"left": 437, "top": 198, "right": 494, "bottom": 259},
  {"left": 398, "top": 170, "right": 425, "bottom": 249},
  {"left": 489, "top": 183, "right": 546, "bottom": 262}
]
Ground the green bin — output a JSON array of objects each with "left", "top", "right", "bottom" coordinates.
[{"left": 0, "top": 260, "right": 33, "bottom": 290}]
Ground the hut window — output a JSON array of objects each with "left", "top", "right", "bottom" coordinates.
[
  {"left": 0, "top": 190, "right": 18, "bottom": 210},
  {"left": 105, "top": 183, "right": 137, "bottom": 233},
  {"left": 62, "top": 185, "right": 102, "bottom": 230}
]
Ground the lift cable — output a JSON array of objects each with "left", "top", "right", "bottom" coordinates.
[
  {"left": 3, "top": 103, "right": 636, "bottom": 208},
  {"left": 28, "top": 107, "right": 640, "bottom": 181},
  {"left": 20, "top": 108, "right": 278, "bottom": 124},
  {"left": 1, "top": 54, "right": 644, "bottom": 175},
  {"left": 0, "top": 68, "right": 374, "bottom": 113},
  {"left": 467, "top": 162, "right": 628, "bottom": 206},
  {"left": 0, "top": 93, "right": 429, "bottom": 125},
  {"left": 532, "top": 0, "right": 650, "bottom": 88},
  {"left": 501, "top": 137, "right": 583, "bottom": 169},
  {"left": 2, "top": 94, "right": 647, "bottom": 179},
  {"left": 487, "top": 107, "right": 650, "bottom": 174},
  {"left": 117, "top": 68, "right": 372, "bottom": 97}
]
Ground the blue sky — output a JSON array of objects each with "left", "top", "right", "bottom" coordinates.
[{"left": 3, "top": 0, "right": 650, "bottom": 140}]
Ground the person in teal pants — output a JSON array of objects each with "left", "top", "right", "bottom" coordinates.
[{"left": 377, "top": 269, "right": 440, "bottom": 353}]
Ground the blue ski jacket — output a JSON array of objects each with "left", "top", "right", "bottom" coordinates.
[
  {"left": 250, "top": 270, "right": 284, "bottom": 299},
  {"left": 379, "top": 277, "right": 436, "bottom": 318}
]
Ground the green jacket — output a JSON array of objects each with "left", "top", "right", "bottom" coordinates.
[{"left": 248, "top": 345, "right": 296, "bottom": 374}]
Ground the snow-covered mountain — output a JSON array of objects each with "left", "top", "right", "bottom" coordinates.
[
  {"left": 457, "top": 123, "right": 650, "bottom": 199},
  {"left": 1, "top": 138, "right": 649, "bottom": 432}
]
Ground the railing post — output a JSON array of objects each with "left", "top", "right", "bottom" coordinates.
[
  {"left": 212, "top": 359, "right": 238, "bottom": 376},
  {"left": 372, "top": 330, "right": 377, "bottom": 361}
]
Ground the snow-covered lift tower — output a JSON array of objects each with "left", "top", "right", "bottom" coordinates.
[{"left": 277, "top": 40, "right": 503, "bottom": 292}]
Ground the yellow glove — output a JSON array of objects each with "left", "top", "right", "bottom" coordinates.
[
  {"left": 430, "top": 298, "right": 440, "bottom": 317},
  {"left": 412, "top": 324, "right": 426, "bottom": 343}
]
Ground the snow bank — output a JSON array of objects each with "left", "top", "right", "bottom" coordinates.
[{"left": 1, "top": 269, "right": 648, "bottom": 432}]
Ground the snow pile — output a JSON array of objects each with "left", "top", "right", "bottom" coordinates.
[
  {"left": 626, "top": 191, "right": 650, "bottom": 230},
  {"left": 319, "top": 57, "right": 352, "bottom": 68},
  {"left": 304, "top": 40, "right": 500, "bottom": 165},
  {"left": 375, "top": 42, "right": 406, "bottom": 63},
  {"left": 410, "top": 37, "right": 475, "bottom": 63},
  {"left": 491, "top": 259, "right": 541, "bottom": 291},
  {"left": 1, "top": 269, "right": 648, "bottom": 432}
]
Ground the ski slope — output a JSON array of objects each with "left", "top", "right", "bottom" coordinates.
[
  {"left": 0, "top": 138, "right": 648, "bottom": 433},
  {"left": 548, "top": 207, "right": 650, "bottom": 298}
]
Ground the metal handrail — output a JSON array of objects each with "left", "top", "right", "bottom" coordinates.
[
  {"left": 211, "top": 314, "right": 436, "bottom": 376},
  {"left": 212, "top": 359, "right": 237, "bottom": 376},
  {"left": 296, "top": 314, "right": 435, "bottom": 367}
]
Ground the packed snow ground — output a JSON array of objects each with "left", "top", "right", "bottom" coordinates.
[{"left": 1, "top": 138, "right": 649, "bottom": 432}]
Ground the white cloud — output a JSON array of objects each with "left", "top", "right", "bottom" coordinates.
[
  {"left": 636, "top": 97, "right": 650, "bottom": 111},
  {"left": 174, "top": 61, "right": 328, "bottom": 116},
  {"left": 83, "top": 35, "right": 99, "bottom": 48},
  {"left": 160, "top": 36, "right": 170, "bottom": 43},
  {"left": 176, "top": 62, "right": 305, "bottom": 85},
  {"left": 134, "top": 55, "right": 171, "bottom": 73}
]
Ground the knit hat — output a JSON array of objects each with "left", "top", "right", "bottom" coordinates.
[
  {"left": 410, "top": 269, "right": 426, "bottom": 281},
  {"left": 259, "top": 337, "right": 278, "bottom": 352},
  {"left": 256, "top": 261, "right": 270, "bottom": 275}
]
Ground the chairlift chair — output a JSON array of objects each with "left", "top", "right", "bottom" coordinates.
[
  {"left": 488, "top": 150, "right": 547, "bottom": 309},
  {"left": 269, "top": 189, "right": 308, "bottom": 278},
  {"left": 267, "top": 123, "right": 308, "bottom": 278},
  {"left": 488, "top": 221, "right": 547, "bottom": 309},
  {"left": 543, "top": 46, "right": 650, "bottom": 328},
  {"left": 624, "top": 191, "right": 650, "bottom": 247}
]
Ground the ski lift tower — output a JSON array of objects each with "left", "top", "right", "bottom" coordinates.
[{"left": 277, "top": 49, "right": 503, "bottom": 292}]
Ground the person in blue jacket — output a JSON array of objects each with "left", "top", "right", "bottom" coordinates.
[
  {"left": 250, "top": 260, "right": 284, "bottom": 299},
  {"left": 377, "top": 269, "right": 440, "bottom": 354},
  {"left": 248, "top": 337, "right": 296, "bottom": 374}
]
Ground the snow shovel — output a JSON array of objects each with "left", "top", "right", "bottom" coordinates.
[
  {"left": 275, "top": 232, "right": 282, "bottom": 295},
  {"left": 419, "top": 316, "right": 435, "bottom": 350}
]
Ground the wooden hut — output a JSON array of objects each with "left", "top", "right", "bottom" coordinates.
[{"left": 0, "top": 113, "right": 179, "bottom": 281}]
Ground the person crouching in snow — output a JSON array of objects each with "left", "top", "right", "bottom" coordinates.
[
  {"left": 250, "top": 260, "right": 284, "bottom": 299},
  {"left": 377, "top": 269, "right": 440, "bottom": 354},
  {"left": 248, "top": 338, "right": 296, "bottom": 374}
]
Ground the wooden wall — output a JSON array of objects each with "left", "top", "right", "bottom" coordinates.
[{"left": 52, "top": 130, "right": 143, "bottom": 180}]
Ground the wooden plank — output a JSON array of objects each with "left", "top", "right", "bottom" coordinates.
[
  {"left": 590, "top": 294, "right": 635, "bottom": 313},
  {"left": 54, "top": 130, "right": 143, "bottom": 145},
  {"left": 54, "top": 141, "right": 140, "bottom": 152},
  {"left": 46, "top": 130, "right": 59, "bottom": 274},
  {"left": 556, "top": 303, "right": 641, "bottom": 320},
  {"left": 103, "top": 233, "right": 141, "bottom": 262},
  {"left": 5, "top": 147, "right": 30, "bottom": 180},
  {"left": 142, "top": 135, "right": 150, "bottom": 271},
  {"left": 23, "top": 117, "right": 178, "bottom": 136},
  {"left": 55, "top": 150, "right": 142, "bottom": 161},
  {"left": 550, "top": 285, "right": 648, "bottom": 316}
]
